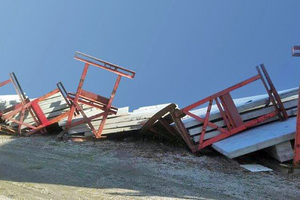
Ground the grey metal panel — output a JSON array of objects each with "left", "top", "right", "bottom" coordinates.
[{"left": 212, "top": 117, "right": 296, "bottom": 158}]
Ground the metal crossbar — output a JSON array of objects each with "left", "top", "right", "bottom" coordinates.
[
  {"left": 75, "top": 51, "right": 135, "bottom": 79},
  {"left": 61, "top": 51, "right": 135, "bottom": 138},
  {"left": 173, "top": 64, "right": 288, "bottom": 152},
  {"left": 0, "top": 79, "right": 12, "bottom": 88},
  {"left": 0, "top": 73, "right": 70, "bottom": 135}
]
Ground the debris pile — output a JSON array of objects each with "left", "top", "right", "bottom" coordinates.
[{"left": 0, "top": 49, "right": 300, "bottom": 169}]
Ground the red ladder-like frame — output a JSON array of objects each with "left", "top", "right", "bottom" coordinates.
[
  {"left": 59, "top": 51, "right": 135, "bottom": 138},
  {"left": 0, "top": 73, "right": 70, "bottom": 135},
  {"left": 173, "top": 64, "right": 288, "bottom": 153},
  {"left": 292, "top": 46, "right": 300, "bottom": 168}
]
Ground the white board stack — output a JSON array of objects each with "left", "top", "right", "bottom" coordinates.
[{"left": 58, "top": 103, "right": 174, "bottom": 137}]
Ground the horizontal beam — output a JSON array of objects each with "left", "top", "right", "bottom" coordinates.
[
  {"left": 74, "top": 51, "right": 135, "bottom": 79},
  {"left": 182, "top": 75, "right": 260, "bottom": 112}
]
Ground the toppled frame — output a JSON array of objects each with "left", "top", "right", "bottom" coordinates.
[
  {"left": 74, "top": 51, "right": 135, "bottom": 79},
  {"left": 0, "top": 73, "right": 70, "bottom": 135},
  {"left": 60, "top": 51, "right": 135, "bottom": 138},
  {"left": 172, "top": 64, "right": 288, "bottom": 153}
]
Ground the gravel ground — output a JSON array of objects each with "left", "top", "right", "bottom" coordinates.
[{"left": 0, "top": 134, "right": 299, "bottom": 200}]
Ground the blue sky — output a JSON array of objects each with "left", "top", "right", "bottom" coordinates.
[{"left": 0, "top": 1, "right": 300, "bottom": 109}]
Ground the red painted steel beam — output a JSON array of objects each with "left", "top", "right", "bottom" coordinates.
[
  {"left": 0, "top": 73, "right": 71, "bottom": 135},
  {"left": 66, "top": 63, "right": 89, "bottom": 129},
  {"left": 176, "top": 65, "right": 287, "bottom": 152},
  {"left": 185, "top": 111, "right": 227, "bottom": 133},
  {"left": 200, "top": 111, "right": 278, "bottom": 149},
  {"left": 0, "top": 89, "right": 59, "bottom": 120},
  {"left": 96, "top": 75, "right": 122, "bottom": 138},
  {"left": 75, "top": 51, "right": 135, "bottom": 79},
  {"left": 295, "top": 87, "right": 300, "bottom": 167},
  {"left": 257, "top": 64, "right": 288, "bottom": 121},
  {"left": 219, "top": 93, "right": 244, "bottom": 127},
  {"left": 80, "top": 90, "right": 110, "bottom": 104},
  {"left": 31, "top": 100, "right": 50, "bottom": 126},
  {"left": 36, "top": 88, "right": 59, "bottom": 102},
  {"left": 1, "top": 90, "right": 68, "bottom": 135},
  {"left": 26, "top": 111, "right": 71, "bottom": 136},
  {"left": 62, "top": 52, "right": 135, "bottom": 139},
  {"left": 0, "top": 79, "right": 11, "bottom": 88},
  {"left": 182, "top": 75, "right": 260, "bottom": 112},
  {"left": 215, "top": 98, "right": 233, "bottom": 130},
  {"left": 199, "top": 100, "right": 213, "bottom": 149},
  {"left": 292, "top": 46, "right": 300, "bottom": 168}
]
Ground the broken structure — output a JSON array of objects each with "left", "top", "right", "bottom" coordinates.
[{"left": 0, "top": 49, "right": 300, "bottom": 169}]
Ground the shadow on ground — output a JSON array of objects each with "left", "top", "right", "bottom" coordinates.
[{"left": 0, "top": 134, "right": 234, "bottom": 200}]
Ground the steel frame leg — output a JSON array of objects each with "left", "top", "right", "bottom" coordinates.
[
  {"left": 293, "top": 46, "right": 300, "bottom": 168},
  {"left": 294, "top": 86, "right": 300, "bottom": 167},
  {"left": 95, "top": 75, "right": 121, "bottom": 138},
  {"left": 66, "top": 63, "right": 89, "bottom": 130}
]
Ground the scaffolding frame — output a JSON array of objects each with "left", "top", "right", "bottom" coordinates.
[
  {"left": 172, "top": 64, "right": 288, "bottom": 152},
  {"left": 59, "top": 51, "right": 135, "bottom": 138},
  {"left": 0, "top": 73, "right": 70, "bottom": 135}
]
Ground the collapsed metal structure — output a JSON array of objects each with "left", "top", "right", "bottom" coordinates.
[
  {"left": 0, "top": 52, "right": 135, "bottom": 139},
  {"left": 172, "top": 64, "right": 288, "bottom": 152},
  {"left": 141, "top": 63, "right": 299, "bottom": 168},
  {"left": 0, "top": 73, "right": 70, "bottom": 135},
  {"left": 0, "top": 49, "right": 300, "bottom": 168},
  {"left": 58, "top": 52, "right": 135, "bottom": 138}
]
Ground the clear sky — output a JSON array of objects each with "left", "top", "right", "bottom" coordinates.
[{"left": 0, "top": 0, "right": 300, "bottom": 110}]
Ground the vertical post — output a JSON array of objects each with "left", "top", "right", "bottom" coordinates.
[
  {"left": 9, "top": 72, "right": 40, "bottom": 132},
  {"left": 96, "top": 75, "right": 121, "bottom": 138},
  {"left": 170, "top": 108, "right": 198, "bottom": 153},
  {"left": 294, "top": 86, "right": 300, "bottom": 167},
  {"left": 256, "top": 65, "right": 288, "bottom": 121},
  {"left": 199, "top": 99, "right": 213, "bottom": 149},
  {"left": 292, "top": 46, "right": 300, "bottom": 168},
  {"left": 66, "top": 63, "right": 89, "bottom": 129}
]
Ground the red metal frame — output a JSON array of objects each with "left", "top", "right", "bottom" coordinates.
[
  {"left": 0, "top": 73, "right": 70, "bottom": 135},
  {"left": 60, "top": 51, "right": 135, "bottom": 138},
  {"left": 292, "top": 46, "right": 300, "bottom": 168},
  {"left": 173, "top": 64, "right": 288, "bottom": 152},
  {"left": 0, "top": 79, "right": 12, "bottom": 88}
]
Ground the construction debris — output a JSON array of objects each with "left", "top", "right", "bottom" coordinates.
[
  {"left": 59, "top": 51, "right": 136, "bottom": 139},
  {"left": 0, "top": 95, "right": 20, "bottom": 110},
  {"left": 0, "top": 124, "right": 17, "bottom": 134},
  {"left": 170, "top": 64, "right": 289, "bottom": 154},
  {"left": 58, "top": 103, "right": 179, "bottom": 140},
  {"left": 0, "top": 73, "right": 71, "bottom": 135},
  {"left": 212, "top": 116, "right": 296, "bottom": 159},
  {"left": 240, "top": 164, "right": 273, "bottom": 172},
  {"left": 264, "top": 141, "right": 294, "bottom": 162},
  {"left": 0, "top": 49, "right": 300, "bottom": 171}
]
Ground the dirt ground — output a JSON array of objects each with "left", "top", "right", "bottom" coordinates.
[{"left": 0, "top": 134, "right": 299, "bottom": 200}]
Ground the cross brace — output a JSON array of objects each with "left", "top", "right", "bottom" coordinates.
[
  {"left": 172, "top": 64, "right": 288, "bottom": 153},
  {"left": 59, "top": 52, "right": 135, "bottom": 138},
  {"left": 0, "top": 73, "right": 70, "bottom": 135}
]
